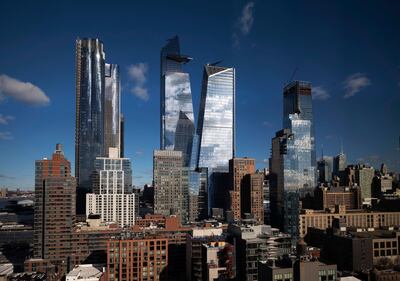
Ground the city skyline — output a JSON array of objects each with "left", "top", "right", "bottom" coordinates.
[{"left": 1, "top": 1, "right": 400, "bottom": 189}]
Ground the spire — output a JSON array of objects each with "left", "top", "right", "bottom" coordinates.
[
  {"left": 321, "top": 144, "right": 324, "bottom": 160},
  {"left": 340, "top": 138, "right": 344, "bottom": 155}
]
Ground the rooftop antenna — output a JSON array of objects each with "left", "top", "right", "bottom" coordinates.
[
  {"left": 321, "top": 144, "right": 324, "bottom": 160},
  {"left": 340, "top": 138, "right": 344, "bottom": 155}
]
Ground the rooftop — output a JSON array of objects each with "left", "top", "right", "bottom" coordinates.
[{"left": 66, "top": 264, "right": 104, "bottom": 279}]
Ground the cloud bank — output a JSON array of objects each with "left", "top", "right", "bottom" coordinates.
[
  {"left": 0, "top": 114, "right": 15, "bottom": 125},
  {"left": 233, "top": 2, "right": 255, "bottom": 47},
  {"left": 312, "top": 86, "right": 331, "bottom": 100},
  {"left": 0, "top": 74, "right": 50, "bottom": 106},
  {"left": 128, "top": 63, "right": 149, "bottom": 101},
  {"left": 343, "top": 73, "right": 371, "bottom": 98}
]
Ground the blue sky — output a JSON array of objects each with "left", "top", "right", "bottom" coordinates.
[{"left": 0, "top": 1, "right": 399, "bottom": 189}]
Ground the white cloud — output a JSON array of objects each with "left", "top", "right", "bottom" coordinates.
[
  {"left": 262, "top": 121, "right": 273, "bottom": 127},
  {"left": 131, "top": 86, "right": 149, "bottom": 101},
  {"left": 0, "top": 74, "right": 50, "bottom": 106},
  {"left": 239, "top": 2, "right": 255, "bottom": 35},
  {"left": 343, "top": 73, "right": 371, "bottom": 98},
  {"left": 312, "top": 86, "right": 331, "bottom": 100},
  {"left": 233, "top": 2, "right": 255, "bottom": 47},
  {"left": 0, "top": 131, "right": 13, "bottom": 140},
  {"left": 0, "top": 114, "right": 15, "bottom": 125},
  {"left": 127, "top": 63, "right": 149, "bottom": 101}
]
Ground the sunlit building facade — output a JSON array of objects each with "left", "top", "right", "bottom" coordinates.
[
  {"left": 196, "top": 64, "right": 235, "bottom": 210},
  {"left": 86, "top": 148, "right": 135, "bottom": 227},
  {"left": 104, "top": 63, "right": 121, "bottom": 156},
  {"left": 160, "top": 36, "right": 195, "bottom": 166},
  {"left": 283, "top": 81, "right": 316, "bottom": 171},
  {"left": 270, "top": 114, "right": 316, "bottom": 239}
]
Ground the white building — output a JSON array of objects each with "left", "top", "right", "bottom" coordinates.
[
  {"left": 86, "top": 148, "right": 135, "bottom": 227},
  {"left": 66, "top": 264, "right": 104, "bottom": 281}
]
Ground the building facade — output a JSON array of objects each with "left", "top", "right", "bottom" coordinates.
[
  {"left": 270, "top": 113, "right": 316, "bottom": 239},
  {"left": 104, "top": 63, "right": 121, "bottom": 156},
  {"left": 196, "top": 64, "right": 235, "bottom": 210},
  {"left": 242, "top": 172, "right": 265, "bottom": 224},
  {"left": 153, "top": 150, "right": 188, "bottom": 222},
  {"left": 314, "top": 186, "right": 362, "bottom": 210},
  {"left": 107, "top": 238, "right": 168, "bottom": 281},
  {"left": 86, "top": 148, "right": 135, "bottom": 227},
  {"left": 34, "top": 144, "right": 76, "bottom": 275},
  {"left": 299, "top": 206, "right": 400, "bottom": 237},
  {"left": 75, "top": 38, "right": 105, "bottom": 193},
  {"left": 229, "top": 158, "right": 255, "bottom": 221}
]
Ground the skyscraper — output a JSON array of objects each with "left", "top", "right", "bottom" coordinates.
[
  {"left": 196, "top": 64, "right": 235, "bottom": 210},
  {"left": 104, "top": 63, "right": 121, "bottom": 156},
  {"left": 229, "top": 157, "right": 255, "bottom": 221},
  {"left": 269, "top": 81, "right": 316, "bottom": 239},
  {"left": 241, "top": 172, "right": 265, "bottom": 224},
  {"left": 75, "top": 38, "right": 105, "bottom": 191},
  {"left": 75, "top": 38, "right": 123, "bottom": 216},
  {"left": 34, "top": 144, "right": 76, "bottom": 275},
  {"left": 160, "top": 36, "right": 195, "bottom": 166},
  {"left": 86, "top": 147, "right": 135, "bottom": 227},
  {"left": 317, "top": 156, "right": 333, "bottom": 183},
  {"left": 270, "top": 115, "right": 316, "bottom": 238},
  {"left": 153, "top": 150, "right": 189, "bottom": 222},
  {"left": 283, "top": 81, "right": 316, "bottom": 168}
]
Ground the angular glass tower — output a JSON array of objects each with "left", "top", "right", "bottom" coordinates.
[
  {"left": 195, "top": 64, "right": 235, "bottom": 209},
  {"left": 270, "top": 115, "right": 316, "bottom": 239},
  {"left": 283, "top": 81, "right": 316, "bottom": 166},
  {"left": 104, "top": 63, "right": 121, "bottom": 157},
  {"left": 160, "top": 36, "right": 195, "bottom": 166},
  {"left": 75, "top": 38, "right": 105, "bottom": 191}
]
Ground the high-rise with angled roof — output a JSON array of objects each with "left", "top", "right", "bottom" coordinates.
[
  {"left": 195, "top": 64, "right": 235, "bottom": 210},
  {"left": 160, "top": 36, "right": 195, "bottom": 166}
]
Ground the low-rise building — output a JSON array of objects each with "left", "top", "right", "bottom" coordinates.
[
  {"left": 66, "top": 264, "right": 104, "bottom": 281},
  {"left": 299, "top": 205, "right": 400, "bottom": 237},
  {"left": 228, "top": 224, "right": 291, "bottom": 281},
  {"left": 107, "top": 238, "right": 168, "bottom": 281}
]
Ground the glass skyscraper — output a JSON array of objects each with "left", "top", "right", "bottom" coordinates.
[
  {"left": 283, "top": 81, "right": 316, "bottom": 166},
  {"left": 75, "top": 38, "right": 122, "bottom": 215},
  {"left": 75, "top": 38, "right": 105, "bottom": 191},
  {"left": 104, "top": 63, "right": 121, "bottom": 156},
  {"left": 195, "top": 64, "right": 235, "bottom": 209},
  {"left": 160, "top": 36, "right": 195, "bottom": 166},
  {"left": 270, "top": 81, "right": 316, "bottom": 240}
]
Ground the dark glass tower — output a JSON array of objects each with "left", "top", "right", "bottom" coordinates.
[
  {"left": 160, "top": 36, "right": 195, "bottom": 166},
  {"left": 196, "top": 64, "right": 235, "bottom": 210},
  {"left": 75, "top": 38, "right": 105, "bottom": 192}
]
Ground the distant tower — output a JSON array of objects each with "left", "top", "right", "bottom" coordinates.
[{"left": 333, "top": 140, "right": 347, "bottom": 177}]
